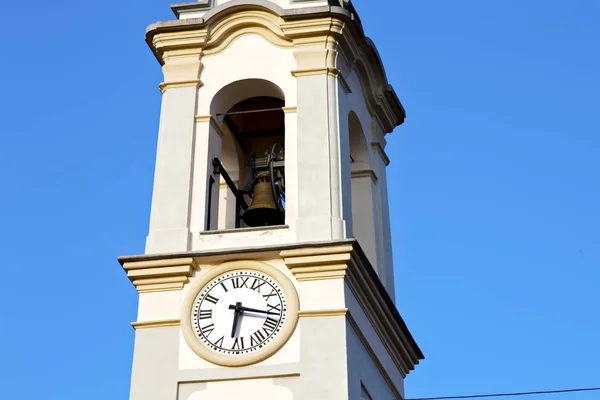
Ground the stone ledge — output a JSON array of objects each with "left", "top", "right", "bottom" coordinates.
[
  {"left": 131, "top": 319, "right": 181, "bottom": 330},
  {"left": 122, "top": 257, "right": 198, "bottom": 293},
  {"left": 281, "top": 244, "right": 352, "bottom": 281},
  {"left": 280, "top": 242, "right": 424, "bottom": 376}
]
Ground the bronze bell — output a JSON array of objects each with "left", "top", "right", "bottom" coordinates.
[{"left": 242, "top": 171, "right": 284, "bottom": 227}]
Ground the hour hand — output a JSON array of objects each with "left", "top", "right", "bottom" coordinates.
[{"left": 230, "top": 302, "right": 242, "bottom": 338}]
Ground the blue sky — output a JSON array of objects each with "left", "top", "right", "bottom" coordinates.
[{"left": 0, "top": 0, "right": 598, "bottom": 399}]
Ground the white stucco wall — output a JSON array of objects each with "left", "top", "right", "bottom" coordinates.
[
  {"left": 346, "top": 322, "right": 399, "bottom": 400},
  {"left": 344, "top": 284, "right": 406, "bottom": 399}
]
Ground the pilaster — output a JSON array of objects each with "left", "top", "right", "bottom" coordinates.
[
  {"left": 146, "top": 36, "right": 205, "bottom": 254},
  {"left": 284, "top": 18, "right": 349, "bottom": 242}
]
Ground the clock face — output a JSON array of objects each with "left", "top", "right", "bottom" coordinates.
[{"left": 191, "top": 270, "right": 288, "bottom": 356}]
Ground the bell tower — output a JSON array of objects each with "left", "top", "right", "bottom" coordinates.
[{"left": 120, "top": 1, "right": 423, "bottom": 399}]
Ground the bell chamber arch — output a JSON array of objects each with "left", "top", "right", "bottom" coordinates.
[{"left": 209, "top": 79, "right": 287, "bottom": 231}]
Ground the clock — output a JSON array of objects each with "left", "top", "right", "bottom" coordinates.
[{"left": 181, "top": 260, "right": 299, "bottom": 367}]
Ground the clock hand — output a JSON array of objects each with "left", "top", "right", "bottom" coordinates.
[
  {"left": 230, "top": 302, "right": 243, "bottom": 338},
  {"left": 230, "top": 305, "right": 280, "bottom": 316}
]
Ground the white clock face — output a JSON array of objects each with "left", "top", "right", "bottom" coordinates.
[{"left": 191, "top": 270, "right": 287, "bottom": 356}]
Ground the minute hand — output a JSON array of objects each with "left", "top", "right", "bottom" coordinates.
[{"left": 231, "top": 305, "right": 279, "bottom": 315}]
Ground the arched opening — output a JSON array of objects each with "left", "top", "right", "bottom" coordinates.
[
  {"left": 349, "top": 112, "right": 370, "bottom": 171},
  {"left": 209, "top": 79, "right": 286, "bottom": 230},
  {"left": 348, "top": 111, "right": 379, "bottom": 267}
]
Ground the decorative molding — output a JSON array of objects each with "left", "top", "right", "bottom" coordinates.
[
  {"left": 131, "top": 319, "right": 181, "bottom": 330},
  {"left": 298, "top": 308, "right": 348, "bottom": 318},
  {"left": 280, "top": 242, "right": 423, "bottom": 376},
  {"left": 371, "top": 142, "right": 390, "bottom": 166},
  {"left": 195, "top": 115, "right": 225, "bottom": 137},
  {"left": 159, "top": 79, "right": 203, "bottom": 93},
  {"left": 146, "top": 6, "right": 405, "bottom": 132},
  {"left": 351, "top": 169, "right": 378, "bottom": 183},
  {"left": 280, "top": 244, "right": 353, "bottom": 258},
  {"left": 282, "top": 106, "right": 297, "bottom": 114},
  {"left": 122, "top": 257, "right": 198, "bottom": 293},
  {"left": 291, "top": 67, "right": 339, "bottom": 78},
  {"left": 202, "top": 10, "right": 292, "bottom": 55},
  {"left": 194, "top": 115, "right": 212, "bottom": 123},
  {"left": 281, "top": 245, "right": 352, "bottom": 281}
]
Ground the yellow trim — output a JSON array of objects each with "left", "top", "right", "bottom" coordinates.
[
  {"left": 122, "top": 257, "right": 197, "bottom": 293},
  {"left": 291, "top": 68, "right": 339, "bottom": 78},
  {"left": 147, "top": 8, "right": 404, "bottom": 132},
  {"left": 282, "top": 106, "right": 297, "bottom": 114},
  {"left": 280, "top": 245, "right": 353, "bottom": 258},
  {"left": 279, "top": 244, "right": 422, "bottom": 375},
  {"left": 204, "top": 27, "right": 293, "bottom": 56},
  {"left": 131, "top": 319, "right": 181, "bottom": 330},
  {"left": 282, "top": 246, "right": 352, "bottom": 281},
  {"left": 298, "top": 308, "right": 348, "bottom": 318},
  {"left": 194, "top": 115, "right": 225, "bottom": 137},
  {"left": 195, "top": 115, "right": 212, "bottom": 123},
  {"left": 159, "top": 80, "right": 203, "bottom": 93}
]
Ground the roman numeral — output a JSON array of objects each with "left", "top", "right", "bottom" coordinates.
[
  {"left": 263, "top": 317, "right": 279, "bottom": 334},
  {"left": 232, "top": 337, "right": 245, "bottom": 351},
  {"left": 232, "top": 277, "right": 249, "bottom": 289},
  {"left": 201, "top": 324, "right": 214, "bottom": 337},
  {"left": 214, "top": 336, "right": 224, "bottom": 348},
  {"left": 205, "top": 294, "right": 219, "bottom": 304},
  {"left": 251, "top": 330, "right": 266, "bottom": 347},
  {"left": 267, "top": 303, "right": 281, "bottom": 314},
  {"left": 262, "top": 289, "right": 277, "bottom": 301},
  {"left": 250, "top": 279, "right": 266, "bottom": 292},
  {"left": 198, "top": 310, "right": 212, "bottom": 320},
  {"left": 220, "top": 282, "right": 229, "bottom": 292}
]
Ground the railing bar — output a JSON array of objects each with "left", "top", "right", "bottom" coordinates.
[{"left": 216, "top": 107, "right": 283, "bottom": 117}]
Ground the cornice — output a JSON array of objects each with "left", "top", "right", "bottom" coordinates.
[
  {"left": 279, "top": 243, "right": 423, "bottom": 376},
  {"left": 281, "top": 244, "right": 352, "bottom": 281},
  {"left": 145, "top": 4, "right": 404, "bottom": 132},
  {"left": 346, "top": 246, "right": 424, "bottom": 375},
  {"left": 371, "top": 142, "right": 391, "bottom": 166},
  {"left": 351, "top": 169, "right": 378, "bottom": 183},
  {"left": 122, "top": 257, "right": 198, "bottom": 293}
]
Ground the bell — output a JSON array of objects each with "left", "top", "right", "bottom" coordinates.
[{"left": 242, "top": 171, "right": 284, "bottom": 227}]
